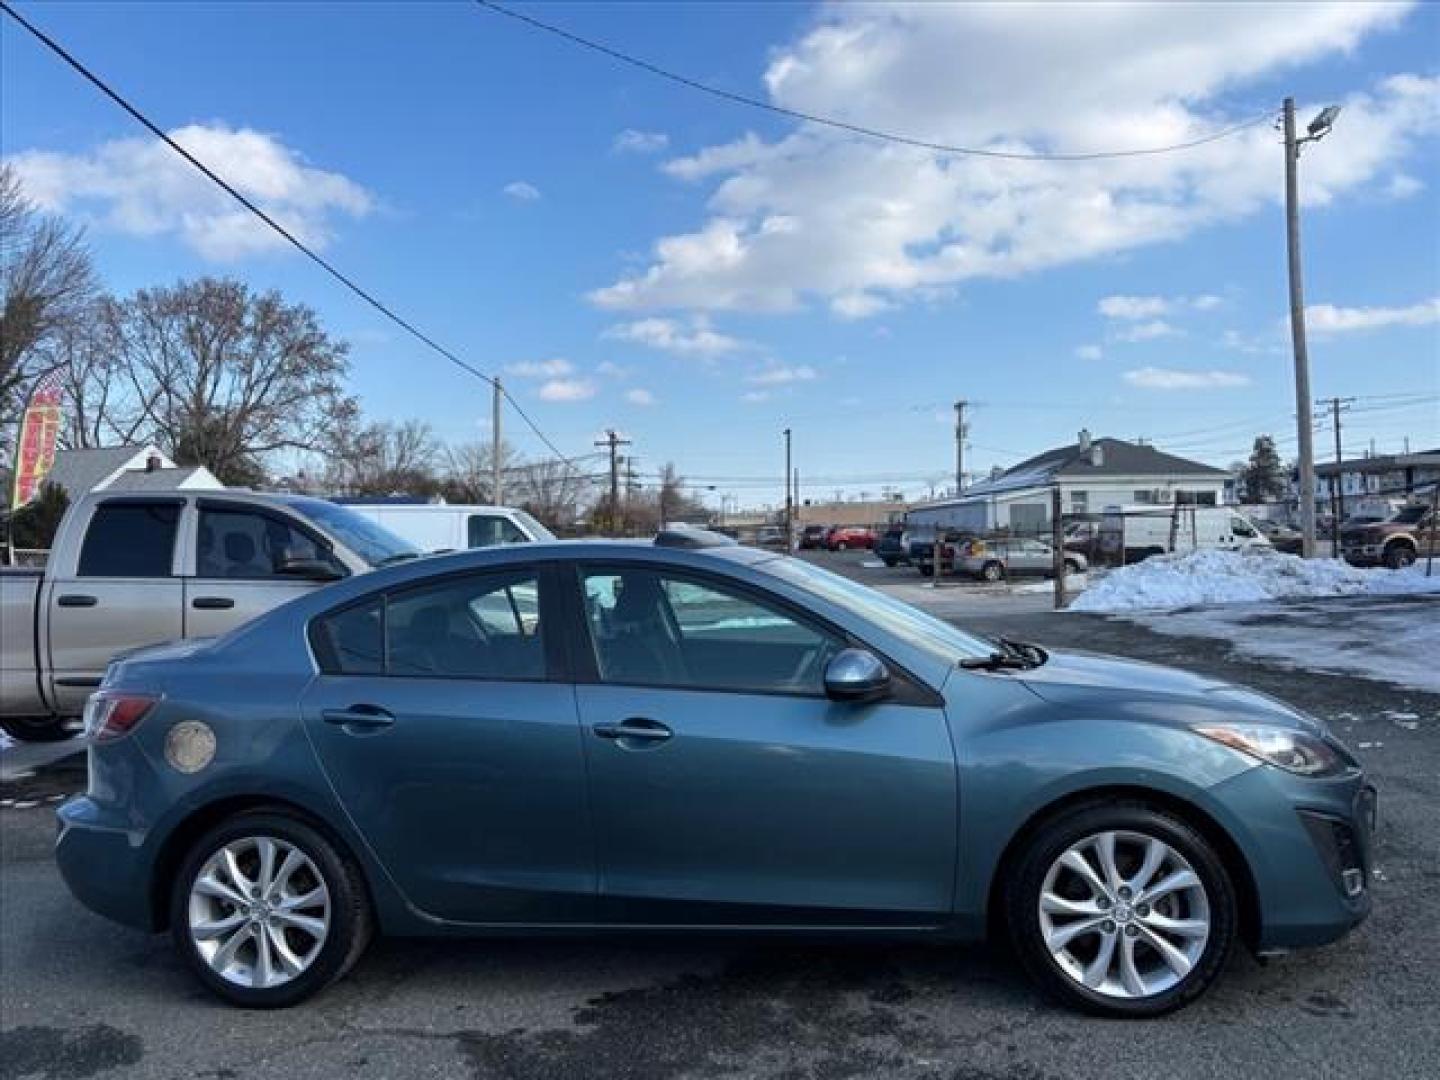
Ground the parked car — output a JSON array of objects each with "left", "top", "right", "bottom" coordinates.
[
  {"left": 1341, "top": 502, "right": 1438, "bottom": 569},
  {"left": 798, "top": 524, "right": 829, "bottom": 550},
  {"left": 1099, "top": 506, "right": 1271, "bottom": 563},
  {"left": 0, "top": 489, "right": 419, "bottom": 742},
  {"left": 756, "top": 526, "right": 788, "bottom": 551},
  {"left": 1252, "top": 518, "right": 1304, "bottom": 555},
  {"left": 1062, "top": 520, "right": 1100, "bottom": 556},
  {"left": 58, "top": 533, "right": 1374, "bottom": 1015},
  {"left": 909, "top": 529, "right": 967, "bottom": 576},
  {"left": 874, "top": 527, "right": 909, "bottom": 567},
  {"left": 339, "top": 502, "right": 554, "bottom": 552},
  {"left": 825, "top": 526, "right": 875, "bottom": 551},
  {"left": 956, "top": 539, "right": 1087, "bottom": 582}
]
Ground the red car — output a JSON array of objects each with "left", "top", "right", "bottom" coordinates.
[{"left": 825, "top": 526, "right": 875, "bottom": 551}]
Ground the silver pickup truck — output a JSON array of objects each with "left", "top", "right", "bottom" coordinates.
[{"left": 1, "top": 488, "right": 419, "bottom": 741}]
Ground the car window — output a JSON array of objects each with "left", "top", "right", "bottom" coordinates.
[
  {"left": 1230, "top": 516, "right": 1258, "bottom": 538},
  {"left": 385, "top": 569, "right": 544, "bottom": 680},
  {"left": 467, "top": 513, "right": 529, "bottom": 547},
  {"left": 582, "top": 567, "right": 841, "bottom": 694},
  {"left": 78, "top": 502, "right": 180, "bottom": 578},
  {"left": 197, "top": 507, "right": 341, "bottom": 579},
  {"left": 311, "top": 596, "right": 384, "bottom": 676}
]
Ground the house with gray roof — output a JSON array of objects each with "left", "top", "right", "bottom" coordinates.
[
  {"left": 38, "top": 445, "right": 221, "bottom": 500},
  {"left": 906, "top": 431, "right": 1228, "bottom": 535}
]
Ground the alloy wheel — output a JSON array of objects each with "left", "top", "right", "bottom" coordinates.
[
  {"left": 1037, "top": 830, "right": 1210, "bottom": 1000},
  {"left": 187, "top": 835, "right": 331, "bottom": 989}
]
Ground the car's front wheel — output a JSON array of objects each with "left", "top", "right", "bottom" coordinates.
[
  {"left": 1006, "top": 802, "right": 1237, "bottom": 1017},
  {"left": 170, "top": 811, "right": 372, "bottom": 1008}
]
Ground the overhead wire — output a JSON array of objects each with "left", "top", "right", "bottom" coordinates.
[
  {"left": 0, "top": 0, "right": 584, "bottom": 475},
  {"left": 473, "top": 0, "right": 1275, "bottom": 162}
]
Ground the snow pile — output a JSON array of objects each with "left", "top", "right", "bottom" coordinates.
[{"left": 1071, "top": 549, "right": 1440, "bottom": 612}]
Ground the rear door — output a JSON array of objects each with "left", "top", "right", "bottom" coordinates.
[
  {"left": 185, "top": 500, "right": 344, "bottom": 637},
  {"left": 571, "top": 563, "right": 956, "bottom": 926},
  {"left": 45, "top": 498, "right": 184, "bottom": 712},
  {"left": 300, "top": 563, "right": 594, "bottom": 923}
]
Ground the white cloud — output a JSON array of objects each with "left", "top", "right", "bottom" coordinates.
[
  {"left": 603, "top": 315, "right": 746, "bottom": 357},
  {"left": 1306, "top": 297, "right": 1440, "bottom": 333},
  {"left": 590, "top": 5, "right": 1430, "bottom": 315},
  {"left": 503, "top": 180, "right": 541, "bottom": 201},
  {"left": 746, "top": 364, "right": 818, "bottom": 386},
  {"left": 1385, "top": 173, "right": 1423, "bottom": 199},
  {"left": 596, "top": 360, "right": 631, "bottom": 378},
  {"left": 506, "top": 358, "right": 574, "bottom": 378},
  {"left": 1075, "top": 344, "right": 1103, "bottom": 360},
  {"left": 1124, "top": 367, "right": 1252, "bottom": 390},
  {"left": 741, "top": 390, "right": 772, "bottom": 403},
  {"left": 1115, "top": 320, "right": 1181, "bottom": 342},
  {"left": 7, "top": 123, "right": 372, "bottom": 261},
  {"left": 1191, "top": 294, "right": 1224, "bottom": 311},
  {"left": 613, "top": 129, "right": 669, "bottom": 154},
  {"left": 625, "top": 387, "right": 657, "bottom": 406},
  {"left": 538, "top": 377, "right": 596, "bottom": 402},
  {"left": 1099, "top": 295, "right": 1171, "bottom": 320}
]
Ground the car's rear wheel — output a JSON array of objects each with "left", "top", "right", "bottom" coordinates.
[
  {"left": 171, "top": 811, "right": 372, "bottom": 1008},
  {"left": 1006, "top": 802, "right": 1236, "bottom": 1017},
  {"left": 1384, "top": 544, "right": 1416, "bottom": 570},
  {"left": 882, "top": 558, "right": 897, "bottom": 568},
  {"left": 982, "top": 561, "right": 1004, "bottom": 582},
  {"left": 0, "top": 715, "right": 72, "bottom": 742}
]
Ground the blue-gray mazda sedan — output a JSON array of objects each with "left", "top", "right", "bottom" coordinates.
[{"left": 56, "top": 533, "right": 1374, "bottom": 1015}]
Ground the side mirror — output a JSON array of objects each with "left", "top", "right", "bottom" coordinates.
[
  {"left": 275, "top": 555, "right": 345, "bottom": 582},
  {"left": 823, "top": 648, "right": 890, "bottom": 703}
]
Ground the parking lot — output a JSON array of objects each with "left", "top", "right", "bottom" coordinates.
[{"left": 3, "top": 554, "right": 1438, "bottom": 1080}]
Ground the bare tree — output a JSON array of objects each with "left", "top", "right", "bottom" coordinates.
[
  {"left": 109, "top": 278, "right": 357, "bottom": 484},
  {"left": 510, "top": 457, "right": 592, "bottom": 531},
  {"left": 0, "top": 164, "right": 97, "bottom": 452},
  {"left": 324, "top": 418, "right": 439, "bottom": 496},
  {"left": 440, "top": 438, "right": 520, "bottom": 503},
  {"left": 46, "top": 298, "right": 149, "bottom": 449}
]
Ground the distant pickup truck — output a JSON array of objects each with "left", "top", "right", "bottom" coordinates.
[
  {"left": 1341, "top": 501, "right": 1438, "bottom": 569},
  {"left": 0, "top": 489, "right": 419, "bottom": 742}
]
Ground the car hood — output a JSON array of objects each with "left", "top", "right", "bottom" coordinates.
[{"left": 1016, "top": 649, "right": 1325, "bottom": 735}]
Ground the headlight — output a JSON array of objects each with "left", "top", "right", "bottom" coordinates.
[{"left": 1193, "top": 723, "right": 1349, "bottom": 777}]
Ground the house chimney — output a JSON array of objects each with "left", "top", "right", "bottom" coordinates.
[
  {"left": 1078, "top": 429, "right": 1092, "bottom": 455},
  {"left": 145, "top": 452, "right": 161, "bottom": 473}
]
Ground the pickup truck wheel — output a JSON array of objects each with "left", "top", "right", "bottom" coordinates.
[
  {"left": 0, "top": 715, "right": 73, "bottom": 743},
  {"left": 1384, "top": 544, "right": 1416, "bottom": 570},
  {"left": 1063, "top": 560, "right": 1082, "bottom": 577},
  {"left": 171, "top": 811, "right": 373, "bottom": 1008},
  {"left": 982, "top": 561, "right": 1005, "bottom": 583}
]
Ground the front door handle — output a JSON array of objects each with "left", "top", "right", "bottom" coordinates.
[
  {"left": 593, "top": 717, "right": 673, "bottom": 745},
  {"left": 322, "top": 705, "right": 395, "bottom": 730},
  {"left": 56, "top": 594, "right": 98, "bottom": 608},
  {"left": 192, "top": 596, "right": 236, "bottom": 610}
]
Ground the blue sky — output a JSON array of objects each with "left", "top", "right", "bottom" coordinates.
[{"left": 3, "top": 1, "right": 1437, "bottom": 507}]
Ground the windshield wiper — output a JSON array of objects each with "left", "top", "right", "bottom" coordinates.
[
  {"left": 959, "top": 652, "right": 1034, "bottom": 671},
  {"left": 374, "top": 552, "right": 421, "bottom": 567},
  {"left": 999, "top": 637, "right": 1048, "bottom": 667}
]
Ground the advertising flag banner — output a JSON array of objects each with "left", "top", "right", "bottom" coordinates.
[{"left": 10, "top": 374, "right": 64, "bottom": 510}]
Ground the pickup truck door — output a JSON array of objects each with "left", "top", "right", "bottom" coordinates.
[
  {"left": 45, "top": 498, "right": 184, "bottom": 713},
  {"left": 184, "top": 501, "right": 348, "bottom": 637}
]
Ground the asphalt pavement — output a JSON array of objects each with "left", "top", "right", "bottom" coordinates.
[{"left": 3, "top": 551, "right": 1438, "bottom": 1079}]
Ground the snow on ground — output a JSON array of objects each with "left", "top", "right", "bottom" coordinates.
[
  {"left": 1126, "top": 596, "right": 1440, "bottom": 694},
  {"left": 1072, "top": 549, "right": 1440, "bottom": 613}
]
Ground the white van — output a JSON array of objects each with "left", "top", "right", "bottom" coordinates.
[
  {"left": 340, "top": 504, "right": 555, "bottom": 553},
  {"left": 1100, "top": 505, "right": 1271, "bottom": 562}
]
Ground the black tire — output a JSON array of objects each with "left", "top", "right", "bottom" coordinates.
[
  {"left": 882, "top": 558, "right": 897, "bottom": 568},
  {"left": 1384, "top": 544, "right": 1416, "bottom": 570},
  {"left": 0, "top": 715, "right": 73, "bottom": 742},
  {"left": 836, "top": 541, "right": 848, "bottom": 551},
  {"left": 170, "top": 811, "right": 373, "bottom": 1008},
  {"left": 1063, "top": 560, "right": 1082, "bottom": 577},
  {"left": 1005, "top": 801, "right": 1237, "bottom": 1018},
  {"left": 982, "top": 561, "right": 1005, "bottom": 583}
]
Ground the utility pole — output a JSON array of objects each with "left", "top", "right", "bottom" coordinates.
[
  {"left": 595, "top": 429, "right": 631, "bottom": 535},
  {"left": 491, "top": 377, "right": 503, "bottom": 506},
  {"left": 1283, "top": 96, "right": 1340, "bottom": 558},
  {"left": 783, "top": 428, "right": 793, "bottom": 551},
  {"left": 1319, "top": 396, "right": 1355, "bottom": 554},
  {"left": 954, "top": 400, "right": 968, "bottom": 495}
]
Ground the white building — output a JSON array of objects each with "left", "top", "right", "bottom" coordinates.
[
  {"left": 906, "top": 432, "right": 1228, "bottom": 536},
  {"left": 42, "top": 445, "right": 222, "bottom": 499}
]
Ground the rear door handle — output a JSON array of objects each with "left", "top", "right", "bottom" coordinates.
[
  {"left": 592, "top": 717, "right": 673, "bottom": 744},
  {"left": 322, "top": 705, "right": 395, "bottom": 730},
  {"left": 191, "top": 596, "right": 236, "bottom": 610},
  {"left": 56, "top": 594, "right": 97, "bottom": 608}
]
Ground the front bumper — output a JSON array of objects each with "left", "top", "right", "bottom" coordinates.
[
  {"left": 1341, "top": 543, "right": 1383, "bottom": 566},
  {"left": 55, "top": 796, "right": 158, "bottom": 931}
]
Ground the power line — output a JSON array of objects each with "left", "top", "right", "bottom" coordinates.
[
  {"left": 0, "top": 0, "right": 582, "bottom": 473},
  {"left": 474, "top": 0, "right": 1274, "bottom": 162}
]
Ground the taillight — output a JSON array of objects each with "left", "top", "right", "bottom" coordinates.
[{"left": 84, "top": 691, "right": 159, "bottom": 741}]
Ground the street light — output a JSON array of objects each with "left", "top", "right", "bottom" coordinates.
[{"left": 1283, "top": 97, "right": 1341, "bottom": 558}]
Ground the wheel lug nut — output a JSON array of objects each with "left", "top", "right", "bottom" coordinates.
[
  {"left": 1125, "top": 925, "right": 1139, "bottom": 937},
  {"left": 1118, "top": 887, "right": 1132, "bottom": 900},
  {"left": 1136, "top": 904, "right": 1150, "bottom": 917},
  {"left": 1102, "top": 920, "right": 1116, "bottom": 934},
  {"left": 1098, "top": 897, "right": 1111, "bottom": 910}
]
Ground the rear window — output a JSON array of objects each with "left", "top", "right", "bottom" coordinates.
[{"left": 78, "top": 502, "right": 180, "bottom": 578}]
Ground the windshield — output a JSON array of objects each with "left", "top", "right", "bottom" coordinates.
[
  {"left": 1391, "top": 505, "right": 1428, "bottom": 525},
  {"left": 760, "top": 556, "right": 993, "bottom": 662},
  {"left": 283, "top": 497, "right": 422, "bottom": 567},
  {"left": 510, "top": 508, "right": 556, "bottom": 541}
]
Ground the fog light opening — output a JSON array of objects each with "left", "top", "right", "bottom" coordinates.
[{"left": 1341, "top": 868, "right": 1365, "bottom": 898}]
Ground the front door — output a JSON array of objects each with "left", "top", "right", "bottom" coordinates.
[
  {"left": 300, "top": 564, "right": 594, "bottom": 923},
  {"left": 571, "top": 564, "right": 957, "bottom": 926}
]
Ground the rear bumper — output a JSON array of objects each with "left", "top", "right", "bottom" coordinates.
[{"left": 55, "top": 796, "right": 158, "bottom": 931}]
